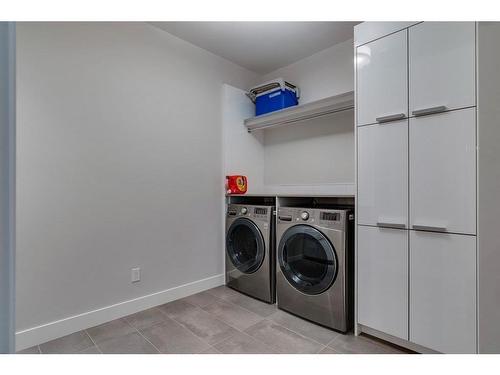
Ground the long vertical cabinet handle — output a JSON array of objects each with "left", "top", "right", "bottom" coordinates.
[
  {"left": 412, "top": 105, "right": 447, "bottom": 117},
  {"left": 375, "top": 113, "right": 406, "bottom": 123}
]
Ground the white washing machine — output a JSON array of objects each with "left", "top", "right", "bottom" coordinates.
[{"left": 276, "top": 206, "right": 354, "bottom": 332}]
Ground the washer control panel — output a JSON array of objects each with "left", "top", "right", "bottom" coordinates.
[
  {"left": 227, "top": 204, "right": 274, "bottom": 220},
  {"left": 277, "top": 207, "right": 350, "bottom": 230}
]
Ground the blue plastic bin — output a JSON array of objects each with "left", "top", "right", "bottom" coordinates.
[
  {"left": 255, "top": 88, "right": 298, "bottom": 116},
  {"left": 248, "top": 79, "right": 299, "bottom": 116}
]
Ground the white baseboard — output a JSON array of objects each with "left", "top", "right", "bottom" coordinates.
[{"left": 15, "top": 273, "right": 225, "bottom": 351}]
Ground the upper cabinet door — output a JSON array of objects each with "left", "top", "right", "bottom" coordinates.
[
  {"left": 409, "top": 108, "right": 476, "bottom": 235},
  {"left": 358, "top": 120, "right": 408, "bottom": 228},
  {"left": 356, "top": 30, "right": 408, "bottom": 126},
  {"left": 409, "top": 22, "right": 476, "bottom": 116}
]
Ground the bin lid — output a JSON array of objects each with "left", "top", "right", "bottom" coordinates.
[{"left": 247, "top": 78, "right": 299, "bottom": 102}]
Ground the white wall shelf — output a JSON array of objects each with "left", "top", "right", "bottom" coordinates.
[{"left": 244, "top": 91, "right": 354, "bottom": 132}]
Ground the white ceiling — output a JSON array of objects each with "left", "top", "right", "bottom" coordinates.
[{"left": 150, "top": 22, "right": 360, "bottom": 74}]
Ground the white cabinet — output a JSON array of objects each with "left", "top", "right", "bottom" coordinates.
[
  {"left": 409, "top": 108, "right": 476, "bottom": 235},
  {"left": 358, "top": 226, "right": 408, "bottom": 339},
  {"left": 358, "top": 120, "right": 408, "bottom": 228},
  {"left": 410, "top": 231, "right": 477, "bottom": 353},
  {"left": 409, "top": 22, "right": 476, "bottom": 116},
  {"left": 355, "top": 21, "right": 479, "bottom": 353},
  {"left": 356, "top": 29, "right": 408, "bottom": 126}
]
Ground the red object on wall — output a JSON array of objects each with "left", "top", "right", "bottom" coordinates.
[{"left": 226, "top": 175, "right": 247, "bottom": 194}]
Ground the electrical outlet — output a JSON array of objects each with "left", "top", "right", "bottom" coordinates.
[{"left": 131, "top": 267, "right": 141, "bottom": 283}]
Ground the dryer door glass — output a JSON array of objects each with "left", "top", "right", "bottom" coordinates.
[
  {"left": 278, "top": 225, "right": 337, "bottom": 295},
  {"left": 226, "top": 218, "right": 265, "bottom": 274}
]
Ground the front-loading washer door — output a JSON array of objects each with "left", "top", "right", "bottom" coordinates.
[
  {"left": 278, "top": 225, "right": 338, "bottom": 295},
  {"left": 226, "top": 218, "right": 265, "bottom": 274}
]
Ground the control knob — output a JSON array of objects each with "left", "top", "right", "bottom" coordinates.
[
  {"left": 241, "top": 207, "right": 248, "bottom": 215},
  {"left": 300, "top": 211, "right": 309, "bottom": 220}
]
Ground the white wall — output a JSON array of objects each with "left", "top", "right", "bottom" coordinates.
[
  {"left": 260, "top": 39, "right": 354, "bottom": 104},
  {"left": 263, "top": 110, "right": 355, "bottom": 186},
  {"left": 0, "top": 22, "right": 15, "bottom": 354},
  {"left": 15, "top": 22, "right": 258, "bottom": 348},
  {"left": 222, "top": 84, "right": 264, "bottom": 194},
  {"left": 260, "top": 39, "right": 355, "bottom": 189}
]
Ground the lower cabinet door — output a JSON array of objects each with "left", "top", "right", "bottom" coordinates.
[
  {"left": 410, "top": 231, "right": 477, "bottom": 353},
  {"left": 358, "top": 225, "right": 408, "bottom": 339}
]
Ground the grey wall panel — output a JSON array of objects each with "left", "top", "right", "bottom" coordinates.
[
  {"left": 0, "top": 22, "right": 15, "bottom": 354},
  {"left": 477, "top": 21, "right": 500, "bottom": 354}
]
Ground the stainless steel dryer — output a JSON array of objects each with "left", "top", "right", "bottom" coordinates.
[
  {"left": 225, "top": 204, "right": 275, "bottom": 303},
  {"left": 276, "top": 207, "right": 354, "bottom": 332}
]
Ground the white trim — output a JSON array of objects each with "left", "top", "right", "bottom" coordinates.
[
  {"left": 226, "top": 183, "right": 355, "bottom": 198},
  {"left": 15, "top": 273, "right": 224, "bottom": 351},
  {"left": 8, "top": 21, "right": 16, "bottom": 355}
]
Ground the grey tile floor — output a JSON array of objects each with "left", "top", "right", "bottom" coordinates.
[{"left": 17, "top": 285, "right": 412, "bottom": 354}]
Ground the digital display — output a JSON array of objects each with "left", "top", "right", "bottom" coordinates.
[
  {"left": 254, "top": 208, "right": 267, "bottom": 215},
  {"left": 321, "top": 212, "right": 339, "bottom": 221}
]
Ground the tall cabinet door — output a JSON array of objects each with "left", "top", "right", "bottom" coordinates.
[
  {"left": 357, "top": 29, "right": 408, "bottom": 126},
  {"left": 358, "top": 226, "right": 408, "bottom": 339},
  {"left": 409, "top": 108, "right": 476, "bottom": 235},
  {"left": 409, "top": 22, "right": 475, "bottom": 116},
  {"left": 410, "top": 231, "right": 476, "bottom": 353},
  {"left": 358, "top": 120, "right": 408, "bottom": 228}
]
